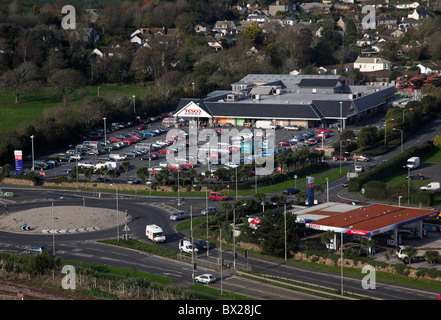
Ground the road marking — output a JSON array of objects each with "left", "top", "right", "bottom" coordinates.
[{"left": 72, "top": 253, "right": 93, "bottom": 257}]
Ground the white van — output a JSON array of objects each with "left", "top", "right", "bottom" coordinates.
[
  {"left": 179, "top": 239, "right": 198, "bottom": 254},
  {"left": 405, "top": 157, "right": 420, "bottom": 170},
  {"left": 255, "top": 120, "right": 276, "bottom": 129},
  {"left": 145, "top": 224, "right": 166, "bottom": 243}
]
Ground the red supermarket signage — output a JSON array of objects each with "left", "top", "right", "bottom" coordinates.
[{"left": 184, "top": 108, "right": 202, "bottom": 114}]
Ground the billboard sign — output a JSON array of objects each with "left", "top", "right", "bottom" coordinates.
[{"left": 14, "top": 150, "right": 23, "bottom": 175}]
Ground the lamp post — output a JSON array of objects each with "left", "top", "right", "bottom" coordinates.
[
  {"left": 407, "top": 167, "right": 410, "bottom": 205},
  {"left": 399, "top": 195, "right": 403, "bottom": 207},
  {"left": 110, "top": 184, "right": 120, "bottom": 241},
  {"left": 393, "top": 128, "right": 403, "bottom": 153},
  {"left": 103, "top": 117, "right": 107, "bottom": 147},
  {"left": 339, "top": 101, "right": 343, "bottom": 132},
  {"left": 326, "top": 177, "right": 329, "bottom": 202},
  {"left": 284, "top": 204, "right": 287, "bottom": 261},
  {"left": 132, "top": 95, "right": 136, "bottom": 125},
  {"left": 30, "top": 135, "right": 35, "bottom": 171}
]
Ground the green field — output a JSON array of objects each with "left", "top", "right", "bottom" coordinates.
[{"left": 0, "top": 84, "right": 147, "bottom": 133}]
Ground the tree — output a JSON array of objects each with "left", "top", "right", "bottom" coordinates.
[
  {"left": 108, "top": 169, "right": 120, "bottom": 182},
  {"left": 48, "top": 68, "right": 85, "bottom": 107},
  {"left": 424, "top": 250, "right": 441, "bottom": 265},
  {"left": 402, "top": 246, "right": 418, "bottom": 266},
  {"left": 121, "top": 161, "right": 130, "bottom": 181},
  {"left": 1, "top": 61, "right": 39, "bottom": 104},
  {"left": 356, "top": 125, "right": 379, "bottom": 148},
  {"left": 136, "top": 166, "right": 149, "bottom": 183}
]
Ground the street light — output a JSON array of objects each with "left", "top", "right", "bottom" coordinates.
[
  {"left": 110, "top": 184, "right": 120, "bottom": 241},
  {"left": 132, "top": 95, "right": 136, "bottom": 125},
  {"left": 103, "top": 117, "right": 107, "bottom": 147},
  {"left": 326, "top": 177, "right": 329, "bottom": 202},
  {"left": 398, "top": 195, "right": 403, "bottom": 207},
  {"left": 393, "top": 128, "right": 403, "bottom": 153},
  {"left": 384, "top": 118, "right": 394, "bottom": 147},
  {"left": 30, "top": 135, "right": 35, "bottom": 171}
]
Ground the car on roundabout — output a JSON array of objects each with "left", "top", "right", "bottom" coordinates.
[
  {"left": 27, "top": 245, "right": 48, "bottom": 254},
  {"left": 195, "top": 274, "right": 216, "bottom": 284},
  {"left": 170, "top": 211, "right": 188, "bottom": 221}
]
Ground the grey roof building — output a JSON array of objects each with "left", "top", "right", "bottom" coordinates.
[{"left": 174, "top": 74, "right": 396, "bottom": 129}]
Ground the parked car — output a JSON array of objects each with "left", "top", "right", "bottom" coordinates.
[
  {"left": 195, "top": 273, "right": 216, "bottom": 284},
  {"left": 283, "top": 187, "right": 300, "bottom": 195},
  {"left": 432, "top": 188, "right": 441, "bottom": 196},
  {"left": 406, "top": 173, "right": 426, "bottom": 180},
  {"left": 170, "top": 211, "right": 188, "bottom": 221},
  {"left": 342, "top": 180, "right": 349, "bottom": 187},
  {"left": 127, "top": 178, "right": 141, "bottom": 184},
  {"left": 355, "top": 165, "right": 363, "bottom": 173},
  {"left": 201, "top": 207, "right": 218, "bottom": 215}
]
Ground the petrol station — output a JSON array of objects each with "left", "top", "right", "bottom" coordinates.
[{"left": 292, "top": 202, "right": 440, "bottom": 250}]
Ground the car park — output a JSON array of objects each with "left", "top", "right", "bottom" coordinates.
[
  {"left": 170, "top": 211, "right": 188, "bottom": 221},
  {"left": 283, "top": 187, "right": 300, "bottom": 195},
  {"left": 195, "top": 274, "right": 216, "bottom": 284}
]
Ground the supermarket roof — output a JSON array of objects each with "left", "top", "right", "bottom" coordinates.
[{"left": 299, "top": 203, "right": 439, "bottom": 237}]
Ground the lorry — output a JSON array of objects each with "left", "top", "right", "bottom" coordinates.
[
  {"left": 145, "top": 224, "right": 166, "bottom": 243},
  {"left": 420, "top": 182, "right": 440, "bottom": 191},
  {"left": 179, "top": 239, "right": 198, "bottom": 254},
  {"left": 405, "top": 156, "right": 420, "bottom": 170},
  {"left": 396, "top": 245, "right": 441, "bottom": 263},
  {"left": 94, "top": 161, "right": 120, "bottom": 172},
  {"left": 255, "top": 120, "right": 276, "bottom": 129}
]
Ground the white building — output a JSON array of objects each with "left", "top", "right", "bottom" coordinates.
[{"left": 353, "top": 57, "right": 391, "bottom": 72}]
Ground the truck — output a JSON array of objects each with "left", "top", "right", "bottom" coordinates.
[
  {"left": 404, "top": 156, "right": 420, "bottom": 170},
  {"left": 94, "top": 161, "right": 120, "bottom": 172},
  {"left": 255, "top": 120, "right": 276, "bottom": 129},
  {"left": 145, "top": 224, "right": 166, "bottom": 243},
  {"left": 396, "top": 245, "right": 441, "bottom": 263},
  {"left": 420, "top": 182, "right": 440, "bottom": 191},
  {"left": 179, "top": 239, "right": 198, "bottom": 254}
]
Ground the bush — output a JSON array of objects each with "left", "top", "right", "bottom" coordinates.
[{"left": 363, "top": 180, "right": 387, "bottom": 200}]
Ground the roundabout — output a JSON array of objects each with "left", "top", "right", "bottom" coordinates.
[{"left": 0, "top": 206, "right": 128, "bottom": 234}]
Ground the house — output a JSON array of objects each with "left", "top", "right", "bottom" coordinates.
[
  {"left": 267, "top": 16, "right": 298, "bottom": 27},
  {"left": 268, "top": 1, "right": 297, "bottom": 16},
  {"left": 246, "top": 13, "right": 268, "bottom": 23},
  {"left": 399, "top": 17, "right": 423, "bottom": 30},
  {"left": 395, "top": 2, "right": 419, "bottom": 10},
  {"left": 417, "top": 61, "right": 441, "bottom": 75},
  {"left": 354, "top": 57, "right": 391, "bottom": 72},
  {"left": 204, "top": 36, "right": 223, "bottom": 51},
  {"left": 92, "top": 46, "right": 117, "bottom": 58},
  {"left": 130, "top": 27, "right": 178, "bottom": 49},
  {"left": 408, "top": 8, "right": 430, "bottom": 20},
  {"left": 377, "top": 15, "right": 397, "bottom": 29},
  {"left": 195, "top": 23, "right": 211, "bottom": 34},
  {"left": 213, "top": 20, "right": 237, "bottom": 35},
  {"left": 299, "top": 2, "right": 330, "bottom": 13}
]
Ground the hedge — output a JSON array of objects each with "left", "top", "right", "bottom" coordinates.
[{"left": 348, "top": 141, "right": 435, "bottom": 192}]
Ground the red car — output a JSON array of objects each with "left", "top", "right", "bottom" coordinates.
[
  {"left": 278, "top": 141, "right": 293, "bottom": 146},
  {"left": 158, "top": 148, "right": 172, "bottom": 154},
  {"left": 315, "top": 128, "right": 331, "bottom": 133},
  {"left": 333, "top": 155, "right": 350, "bottom": 161},
  {"left": 137, "top": 124, "right": 146, "bottom": 130},
  {"left": 209, "top": 192, "right": 227, "bottom": 201}
]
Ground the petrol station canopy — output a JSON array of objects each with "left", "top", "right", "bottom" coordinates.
[{"left": 292, "top": 203, "right": 439, "bottom": 237}]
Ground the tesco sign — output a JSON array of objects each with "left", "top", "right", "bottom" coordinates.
[{"left": 184, "top": 108, "right": 202, "bottom": 115}]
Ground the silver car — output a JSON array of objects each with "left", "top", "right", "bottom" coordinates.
[
  {"left": 195, "top": 274, "right": 216, "bottom": 284},
  {"left": 170, "top": 211, "right": 188, "bottom": 221}
]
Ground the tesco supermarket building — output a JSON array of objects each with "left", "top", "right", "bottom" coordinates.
[{"left": 174, "top": 74, "right": 396, "bottom": 129}]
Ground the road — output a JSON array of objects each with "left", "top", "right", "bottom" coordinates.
[
  {"left": 2, "top": 115, "right": 441, "bottom": 300},
  {"left": 0, "top": 187, "right": 440, "bottom": 300}
]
